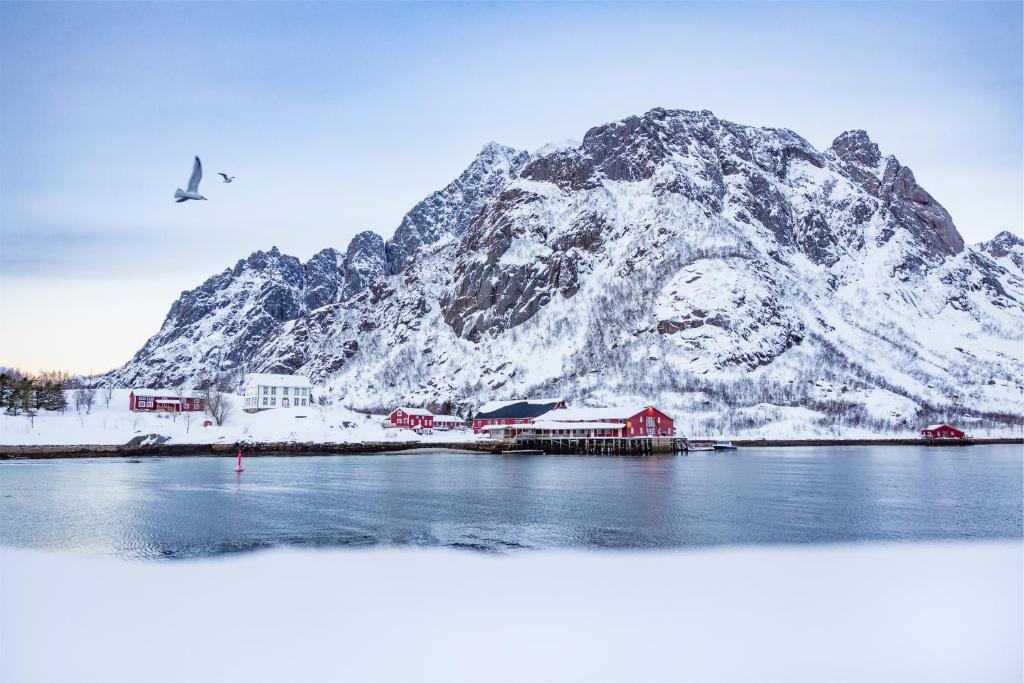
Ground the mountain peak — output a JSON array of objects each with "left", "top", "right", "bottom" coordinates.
[
  {"left": 830, "top": 129, "right": 882, "bottom": 169},
  {"left": 384, "top": 144, "right": 528, "bottom": 274},
  {"left": 978, "top": 230, "right": 1024, "bottom": 262},
  {"left": 477, "top": 141, "right": 518, "bottom": 158}
]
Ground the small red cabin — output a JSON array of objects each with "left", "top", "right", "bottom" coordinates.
[
  {"left": 921, "top": 424, "right": 965, "bottom": 440},
  {"left": 389, "top": 407, "right": 434, "bottom": 432},
  {"left": 129, "top": 389, "right": 205, "bottom": 412}
]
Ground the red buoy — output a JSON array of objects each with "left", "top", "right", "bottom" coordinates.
[{"left": 235, "top": 447, "right": 244, "bottom": 473}]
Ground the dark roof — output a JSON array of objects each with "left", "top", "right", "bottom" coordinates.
[{"left": 474, "top": 401, "right": 563, "bottom": 420}]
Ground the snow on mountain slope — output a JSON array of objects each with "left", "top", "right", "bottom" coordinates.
[
  {"left": 384, "top": 142, "right": 529, "bottom": 274},
  {"left": 108, "top": 108, "right": 1023, "bottom": 436},
  {"left": 979, "top": 230, "right": 1024, "bottom": 278}
]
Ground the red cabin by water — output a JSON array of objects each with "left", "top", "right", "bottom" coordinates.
[
  {"left": 388, "top": 407, "right": 434, "bottom": 432},
  {"left": 129, "top": 389, "right": 205, "bottom": 412},
  {"left": 920, "top": 424, "right": 965, "bottom": 440}
]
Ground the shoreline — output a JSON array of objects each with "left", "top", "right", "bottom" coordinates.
[{"left": 0, "top": 437, "right": 1020, "bottom": 459}]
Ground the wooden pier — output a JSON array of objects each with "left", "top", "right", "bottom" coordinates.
[{"left": 509, "top": 436, "right": 687, "bottom": 455}]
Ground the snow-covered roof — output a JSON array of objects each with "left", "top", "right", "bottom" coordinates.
[
  {"left": 245, "top": 373, "right": 311, "bottom": 388},
  {"left": 393, "top": 406, "right": 432, "bottom": 416},
  {"left": 481, "top": 421, "right": 624, "bottom": 431},
  {"left": 476, "top": 398, "right": 563, "bottom": 414},
  {"left": 132, "top": 389, "right": 201, "bottom": 398},
  {"left": 535, "top": 406, "right": 653, "bottom": 421},
  {"left": 923, "top": 424, "right": 957, "bottom": 431},
  {"left": 432, "top": 415, "right": 464, "bottom": 423}
]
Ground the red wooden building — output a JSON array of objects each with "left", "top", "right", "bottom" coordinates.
[
  {"left": 535, "top": 405, "right": 675, "bottom": 437},
  {"left": 129, "top": 389, "right": 205, "bottom": 412},
  {"left": 472, "top": 398, "right": 565, "bottom": 434},
  {"left": 388, "top": 407, "right": 434, "bottom": 432},
  {"left": 921, "top": 424, "right": 965, "bottom": 440}
]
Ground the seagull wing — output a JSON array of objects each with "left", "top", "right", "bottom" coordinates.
[
  {"left": 218, "top": 172, "right": 229, "bottom": 181},
  {"left": 187, "top": 157, "right": 203, "bottom": 192}
]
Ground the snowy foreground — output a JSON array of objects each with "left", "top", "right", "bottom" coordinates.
[{"left": 1, "top": 542, "right": 1020, "bottom": 682}]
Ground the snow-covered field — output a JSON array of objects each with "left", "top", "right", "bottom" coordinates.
[
  {"left": 0, "top": 389, "right": 475, "bottom": 447},
  {"left": 1, "top": 541, "right": 1020, "bottom": 682}
]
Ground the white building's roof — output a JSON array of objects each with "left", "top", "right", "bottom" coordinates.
[
  {"left": 535, "top": 406, "right": 652, "bottom": 421},
  {"left": 245, "top": 373, "right": 312, "bottom": 388},
  {"left": 132, "top": 389, "right": 201, "bottom": 398},
  {"left": 432, "top": 415, "right": 464, "bottom": 423},
  {"left": 393, "top": 406, "right": 432, "bottom": 416},
  {"left": 476, "top": 397, "right": 563, "bottom": 414}
]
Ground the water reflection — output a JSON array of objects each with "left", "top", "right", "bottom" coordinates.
[{"left": 0, "top": 446, "right": 1020, "bottom": 559}]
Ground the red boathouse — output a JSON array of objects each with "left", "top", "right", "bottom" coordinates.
[
  {"left": 534, "top": 405, "right": 675, "bottom": 437},
  {"left": 129, "top": 389, "right": 205, "bottom": 412},
  {"left": 388, "top": 407, "right": 434, "bottom": 432},
  {"left": 921, "top": 424, "right": 966, "bottom": 440}
]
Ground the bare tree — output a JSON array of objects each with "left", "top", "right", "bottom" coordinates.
[
  {"left": 102, "top": 384, "right": 114, "bottom": 408},
  {"left": 204, "top": 375, "right": 234, "bottom": 426},
  {"left": 81, "top": 384, "right": 96, "bottom": 414},
  {"left": 74, "top": 384, "right": 96, "bottom": 414},
  {"left": 182, "top": 409, "right": 195, "bottom": 434},
  {"left": 172, "top": 384, "right": 189, "bottom": 423}
]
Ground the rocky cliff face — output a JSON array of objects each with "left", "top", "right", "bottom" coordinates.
[
  {"left": 108, "top": 239, "right": 388, "bottom": 387},
  {"left": 108, "top": 108, "right": 1023, "bottom": 434},
  {"left": 384, "top": 142, "right": 530, "bottom": 274}
]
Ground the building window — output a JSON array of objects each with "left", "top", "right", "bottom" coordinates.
[
  {"left": 283, "top": 387, "right": 289, "bottom": 396},
  {"left": 262, "top": 386, "right": 267, "bottom": 395},
  {"left": 262, "top": 397, "right": 268, "bottom": 406},
  {"left": 271, "top": 397, "right": 276, "bottom": 406},
  {"left": 271, "top": 386, "right": 276, "bottom": 395}
]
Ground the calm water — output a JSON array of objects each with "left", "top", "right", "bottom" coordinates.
[{"left": 1, "top": 446, "right": 1020, "bottom": 559}]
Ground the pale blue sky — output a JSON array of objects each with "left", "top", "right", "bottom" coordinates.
[{"left": 1, "top": 1, "right": 1021, "bottom": 373}]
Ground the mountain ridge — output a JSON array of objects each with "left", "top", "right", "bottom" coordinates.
[{"left": 106, "top": 107, "right": 1023, "bottom": 435}]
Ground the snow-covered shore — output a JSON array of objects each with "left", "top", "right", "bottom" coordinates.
[
  {"left": 0, "top": 389, "right": 475, "bottom": 447},
  {"left": 1, "top": 541, "right": 1020, "bottom": 682},
  {"left": 2, "top": 389, "right": 1020, "bottom": 447}
]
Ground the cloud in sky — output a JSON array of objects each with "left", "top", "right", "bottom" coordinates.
[{"left": 0, "top": 1, "right": 1021, "bottom": 373}]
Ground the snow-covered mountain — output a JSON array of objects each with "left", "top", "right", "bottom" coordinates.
[{"left": 107, "top": 108, "right": 1024, "bottom": 435}]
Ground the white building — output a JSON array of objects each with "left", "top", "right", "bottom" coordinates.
[
  {"left": 243, "top": 373, "right": 313, "bottom": 412},
  {"left": 431, "top": 415, "right": 466, "bottom": 431}
]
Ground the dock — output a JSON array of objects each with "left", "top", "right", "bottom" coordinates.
[{"left": 507, "top": 436, "right": 687, "bottom": 455}]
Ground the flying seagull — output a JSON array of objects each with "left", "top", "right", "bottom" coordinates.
[
  {"left": 174, "top": 156, "right": 206, "bottom": 202},
  {"left": 218, "top": 173, "right": 235, "bottom": 183}
]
